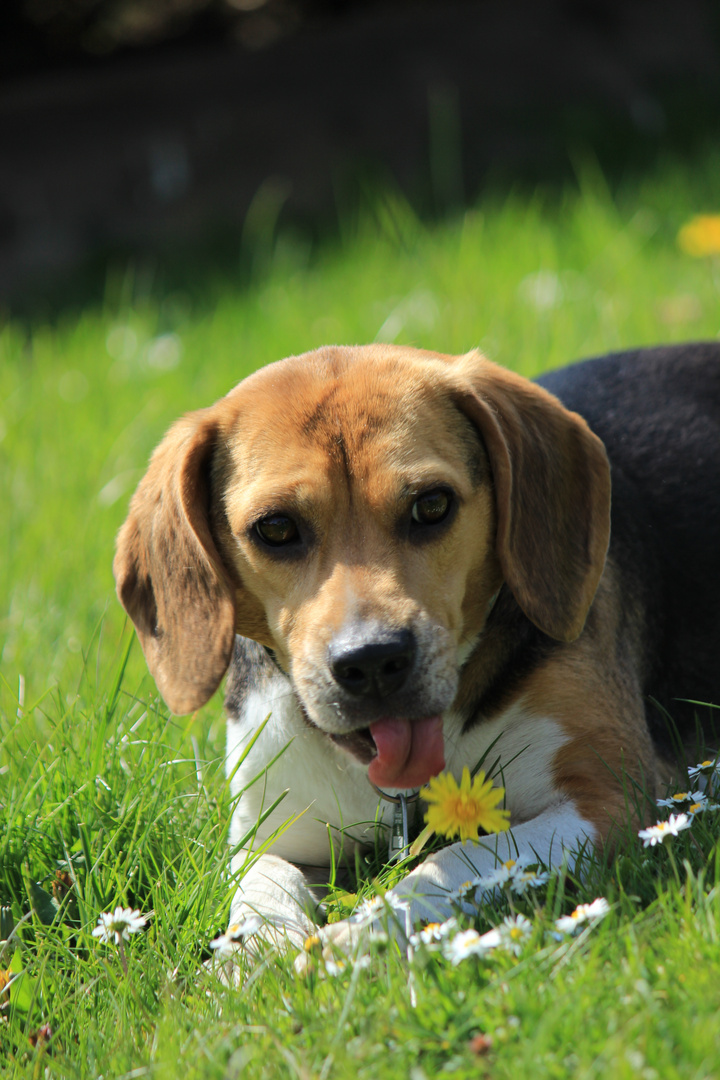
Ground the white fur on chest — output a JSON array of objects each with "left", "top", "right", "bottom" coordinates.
[
  {"left": 226, "top": 672, "right": 569, "bottom": 866},
  {"left": 226, "top": 678, "right": 399, "bottom": 864}
]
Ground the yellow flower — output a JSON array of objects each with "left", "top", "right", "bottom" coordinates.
[
  {"left": 303, "top": 934, "right": 321, "bottom": 953},
  {"left": 421, "top": 768, "right": 510, "bottom": 842},
  {"left": 677, "top": 215, "right": 720, "bottom": 257}
]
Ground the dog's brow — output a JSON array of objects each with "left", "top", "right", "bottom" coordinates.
[
  {"left": 334, "top": 432, "right": 352, "bottom": 486},
  {"left": 300, "top": 387, "right": 394, "bottom": 443},
  {"left": 300, "top": 388, "right": 338, "bottom": 437}
]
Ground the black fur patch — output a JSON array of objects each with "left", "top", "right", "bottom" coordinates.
[{"left": 538, "top": 343, "right": 720, "bottom": 758}]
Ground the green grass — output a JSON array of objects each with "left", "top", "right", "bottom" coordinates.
[{"left": 2, "top": 150, "right": 720, "bottom": 1077}]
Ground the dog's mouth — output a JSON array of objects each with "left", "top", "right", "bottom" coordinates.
[
  {"left": 330, "top": 726, "right": 377, "bottom": 765},
  {"left": 331, "top": 715, "right": 445, "bottom": 789}
]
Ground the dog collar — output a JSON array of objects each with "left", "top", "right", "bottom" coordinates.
[
  {"left": 369, "top": 782, "right": 420, "bottom": 863},
  {"left": 369, "top": 782, "right": 421, "bottom": 805}
]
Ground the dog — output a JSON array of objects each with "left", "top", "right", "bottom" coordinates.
[{"left": 114, "top": 341, "right": 720, "bottom": 964}]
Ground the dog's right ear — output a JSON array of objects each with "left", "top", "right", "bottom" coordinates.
[{"left": 113, "top": 407, "right": 236, "bottom": 715}]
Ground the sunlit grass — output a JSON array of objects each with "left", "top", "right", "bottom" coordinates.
[{"left": 1, "top": 151, "right": 720, "bottom": 1076}]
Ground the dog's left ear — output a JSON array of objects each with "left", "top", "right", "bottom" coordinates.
[{"left": 452, "top": 351, "right": 611, "bottom": 642}]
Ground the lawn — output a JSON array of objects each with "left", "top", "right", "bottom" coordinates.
[{"left": 1, "top": 151, "right": 720, "bottom": 1077}]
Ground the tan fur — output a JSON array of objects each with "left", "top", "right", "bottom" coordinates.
[{"left": 115, "top": 345, "right": 611, "bottom": 719}]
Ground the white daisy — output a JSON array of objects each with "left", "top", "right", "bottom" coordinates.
[
  {"left": 656, "top": 790, "right": 706, "bottom": 809},
  {"left": 409, "top": 918, "right": 458, "bottom": 948},
  {"left": 479, "top": 914, "right": 533, "bottom": 955},
  {"left": 474, "top": 856, "right": 549, "bottom": 895},
  {"left": 475, "top": 857, "right": 526, "bottom": 890},
  {"left": 688, "top": 759, "right": 720, "bottom": 781},
  {"left": 448, "top": 878, "right": 482, "bottom": 903},
  {"left": 638, "top": 813, "right": 692, "bottom": 847},
  {"left": 555, "top": 897, "right": 610, "bottom": 935},
  {"left": 509, "top": 867, "right": 550, "bottom": 894},
  {"left": 442, "top": 928, "right": 489, "bottom": 965},
  {"left": 91, "top": 906, "right": 149, "bottom": 945},
  {"left": 209, "top": 915, "right": 263, "bottom": 953},
  {"left": 324, "top": 953, "right": 372, "bottom": 977},
  {"left": 687, "top": 799, "right": 717, "bottom": 815},
  {"left": 351, "top": 893, "right": 409, "bottom": 928}
]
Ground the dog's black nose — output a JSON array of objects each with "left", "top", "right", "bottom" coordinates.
[{"left": 328, "top": 627, "right": 416, "bottom": 699}]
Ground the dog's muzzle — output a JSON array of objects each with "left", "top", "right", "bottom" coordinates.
[{"left": 323, "top": 622, "right": 447, "bottom": 788}]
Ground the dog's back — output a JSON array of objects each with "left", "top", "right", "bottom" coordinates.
[{"left": 537, "top": 343, "right": 720, "bottom": 757}]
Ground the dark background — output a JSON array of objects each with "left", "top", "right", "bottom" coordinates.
[{"left": 2, "top": 0, "right": 719, "bottom": 312}]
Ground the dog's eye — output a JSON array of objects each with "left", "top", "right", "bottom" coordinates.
[
  {"left": 411, "top": 489, "right": 451, "bottom": 526},
  {"left": 255, "top": 514, "right": 299, "bottom": 546}
]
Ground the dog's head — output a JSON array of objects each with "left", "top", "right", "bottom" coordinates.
[{"left": 114, "top": 346, "right": 610, "bottom": 787}]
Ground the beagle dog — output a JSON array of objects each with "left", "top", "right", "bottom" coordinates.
[{"left": 114, "top": 342, "right": 720, "bottom": 959}]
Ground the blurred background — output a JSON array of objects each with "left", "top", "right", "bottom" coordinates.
[
  {"left": 3, "top": 0, "right": 720, "bottom": 703},
  {"left": 3, "top": 0, "right": 720, "bottom": 314}
]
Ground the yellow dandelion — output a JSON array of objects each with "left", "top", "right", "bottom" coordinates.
[
  {"left": 421, "top": 767, "right": 510, "bottom": 842},
  {"left": 677, "top": 214, "right": 720, "bottom": 257}
]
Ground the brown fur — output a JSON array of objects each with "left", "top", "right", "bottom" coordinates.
[{"left": 115, "top": 344, "right": 621, "bottom": 832}]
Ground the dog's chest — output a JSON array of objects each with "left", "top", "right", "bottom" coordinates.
[
  {"left": 226, "top": 678, "right": 402, "bottom": 864},
  {"left": 226, "top": 669, "right": 569, "bottom": 865}
]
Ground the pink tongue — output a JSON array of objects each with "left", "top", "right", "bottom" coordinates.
[{"left": 367, "top": 715, "right": 445, "bottom": 789}]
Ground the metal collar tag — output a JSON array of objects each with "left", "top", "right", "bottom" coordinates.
[{"left": 369, "top": 782, "right": 420, "bottom": 863}]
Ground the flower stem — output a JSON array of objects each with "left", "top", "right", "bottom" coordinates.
[
  {"left": 115, "top": 938, "right": 149, "bottom": 1020},
  {"left": 408, "top": 824, "right": 434, "bottom": 858},
  {"left": 665, "top": 843, "right": 681, "bottom": 889},
  {"left": 117, "top": 937, "right": 128, "bottom": 977}
]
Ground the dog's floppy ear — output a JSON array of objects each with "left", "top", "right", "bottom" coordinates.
[
  {"left": 113, "top": 407, "right": 236, "bottom": 715},
  {"left": 453, "top": 352, "right": 611, "bottom": 642}
]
